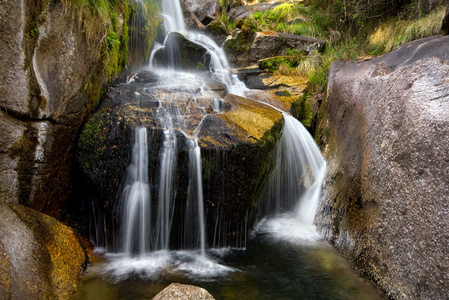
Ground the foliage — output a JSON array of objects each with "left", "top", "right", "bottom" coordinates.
[
  {"left": 253, "top": 0, "right": 446, "bottom": 96},
  {"left": 368, "top": 6, "right": 446, "bottom": 54}
]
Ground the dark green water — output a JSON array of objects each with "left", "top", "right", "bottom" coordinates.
[{"left": 74, "top": 221, "right": 382, "bottom": 300}]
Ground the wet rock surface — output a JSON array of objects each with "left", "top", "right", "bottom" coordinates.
[
  {"left": 0, "top": 203, "right": 86, "bottom": 299},
  {"left": 316, "top": 35, "right": 449, "bottom": 299},
  {"left": 76, "top": 72, "right": 284, "bottom": 249}
]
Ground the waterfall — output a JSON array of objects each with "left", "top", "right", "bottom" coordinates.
[
  {"left": 184, "top": 138, "right": 206, "bottom": 256},
  {"left": 121, "top": 127, "right": 151, "bottom": 256},
  {"left": 155, "top": 111, "right": 177, "bottom": 251},
  {"left": 100, "top": 0, "right": 326, "bottom": 280}
]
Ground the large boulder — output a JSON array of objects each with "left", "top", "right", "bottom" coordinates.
[
  {"left": 151, "top": 32, "right": 211, "bottom": 70},
  {"left": 76, "top": 71, "right": 284, "bottom": 250},
  {"left": 315, "top": 35, "right": 449, "bottom": 299},
  {"left": 250, "top": 31, "right": 325, "bottom": 61},
  {"left": 0, "top": 203, "right": 86, "bottom": 299}
]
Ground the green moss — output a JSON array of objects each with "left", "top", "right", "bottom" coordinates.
[
  {"left": 291, "top": 91, "right": 313, "bottom": 127},
  {"left": 27, "top": 19, "right": 39, "bottom": 38},
  {"left": 77, "top": 112, "right": 108, "bottom": 174}
]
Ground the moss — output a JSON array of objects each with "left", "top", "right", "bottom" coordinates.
[
  {"left": 39, "top": 95, "right": 48, "bottom": 110},
  {"left": 291, "top": 91, "right": 313, "bottom": 127},
  {"left": 8, "top": 134, "right": 36, "bottom": 159},
  {"left": 77, "top": 112, "right": 108, "bottom": 174},
  {"left": 27, "top": 19, "right": 39, "bottom": 38}
]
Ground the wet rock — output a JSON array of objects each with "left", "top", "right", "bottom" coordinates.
[
  {"left": 153, "top": 283, "right": 215, "bottom": 299},
  {"left": 0, "top": 203, "right": 86, "bottom": 299},
  {"left": 223, "top": 30, "right": 255, "bottom": 65},
  {"left": 76, "top": 79, "right": 284, "bottom": 250},
  {"left": 250, "top": 31, "right": 325, "bottom": 60},
  {"left": 151, "top": 32, "right": 211, "bottom": 70},
  {"left": 0, "top": 2, "right": 145, "bottom": 215},
  {"left": 180, "top": 0, "right": 206, "bottom": 29},
  {"left": 315, "top": 35, "right": 449, "bottom": 299}
]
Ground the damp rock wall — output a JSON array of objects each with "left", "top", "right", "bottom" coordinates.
[{"left": 0, "top": 0, "right": 159, "bottom": 216}]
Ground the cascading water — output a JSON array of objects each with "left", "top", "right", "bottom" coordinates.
[
  {"left": 102, "top": 0, "right": 325, "bottom": 280},
  {"left": 184, "top": 138, "right": 206, "bottom": 256},
  {"left": 121, "top": 127, "right": 151, "bottom": 256},
  {"left": 155, "top": 110, "right": 177, "bottom": 251},
  {"left": 76, "top": 1, "right": 388, "bottom": 298}
]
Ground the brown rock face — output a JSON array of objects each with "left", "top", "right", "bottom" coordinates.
[
  {"left": 316, "top": 35, "right": 449, "bottom": 299},
  {"left": 153, "top": 283, "right": 215, "bottom": 300},
  {"left": 0, "top": 203, "right": 86, "bottom": 299}
]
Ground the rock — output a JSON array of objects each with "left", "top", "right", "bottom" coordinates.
[
  {"left": 0, "top": 0, "right": 29, "bottom": 116},
  {"left": 315, "top": 35, "right": 449, "bottom": 299},
  {"left": 180, "top": 0, "right": 206, "bottom": 29},
  {"left": 76, "top": 78, "right": 284, "bottom": 250},
  {"left": 153, "top": 283, "right": 215, "bottom": 299},
  {"left": 205, "top": 20, "right": 230, "bottom": 46},
  {"left": 223, "top": 30, "right": 255, "bottom": 65},
  {"left": 250, "top": 31, "right": 325, "bottom": 60},
  {"left": 0, "top": 2, "right": 151, "bottom": 215},
  {"left": 229, "top": 2, "right": 283, "bottom": 22},
  {"left": 151, "top": 32, "right": 211, "bottom": 70},
  {"left": 0, "top": 203, "right": 86, "bottom": 299},
  {"left": 183, "top": 0, "right": 219, "bottom": 25}
]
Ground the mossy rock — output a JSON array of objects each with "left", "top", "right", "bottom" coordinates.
[{"left": 75, "top": 78, "right": 284, "bottom": 249}]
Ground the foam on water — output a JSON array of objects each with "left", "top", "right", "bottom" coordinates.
[
  {"left": 252, "top": 215, "right": 322, "bottom": 244},
  {"left": 100, "top": 250, "right": 237, "bottom": 281}
]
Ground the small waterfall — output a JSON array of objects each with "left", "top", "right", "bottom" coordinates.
[
  {"left": 253, "top": 113, "right": 326, "bottom": 240},
  {"left": 184, "top": 138, "right": 206, "bottom": 256},
  {"left": 97, "top": 0, "right": 327, "bottom": 280},
  {"left": 121, "top": 127, "right": 151, "bottom": 256},
  {"left": 162, "top": 0, "right": 185, "bottom": 33},
  {"left": 155, "top": 111, "right": 177, "bottom": 250}
]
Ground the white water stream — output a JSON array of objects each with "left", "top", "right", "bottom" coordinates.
[{"left": 105, "top": 0, "right": 326, "bottom": 279}]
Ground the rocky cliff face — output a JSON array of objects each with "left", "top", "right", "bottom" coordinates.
[
  {"left": 0, "top": 1, "right": 157, "bottom": 215},
  {"left": 316, "top": 35, "right": 449, "bottom": 299}
]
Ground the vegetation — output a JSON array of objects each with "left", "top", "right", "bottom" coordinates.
[
  {"left": 58, "top": 0, "right": 160, "bottom": 110},
  {"left": 220, "top": 0, "right": 446, "bottom": 94}
]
